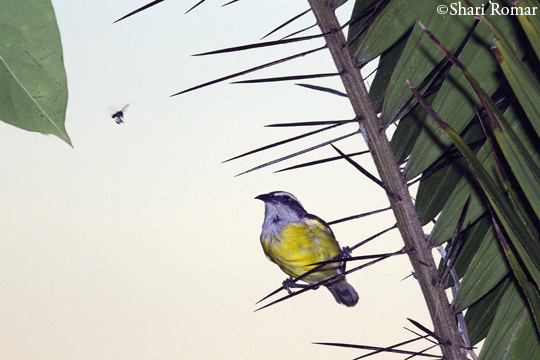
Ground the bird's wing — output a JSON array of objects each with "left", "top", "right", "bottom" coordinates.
[{"left": 305, "top": 214, "right": 335, "bottom": 237}]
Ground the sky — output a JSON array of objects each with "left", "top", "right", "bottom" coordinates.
[{"left": 1, "top": 1, "right": 437, "bottom": 359}]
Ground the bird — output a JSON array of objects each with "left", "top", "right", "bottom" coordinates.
[
  {"left": 111, "top": 104, "right": 129, "bottom": 124},
  {"left": 255, "top": 191, "right": 358, "bottom": 307}
]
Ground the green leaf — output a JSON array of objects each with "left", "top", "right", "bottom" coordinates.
[
  {"left": 453, "top": 223, "right": 509, "bottom": 312},
  {"left": 409, "top": 52, "right": 540, "bottom": 331},
  {"left": 475, "top": 19, "right": 540, "bottom": 225},
  {"left": 414, "top": 83, "right": 540, "bottom": 285},
  {"left": 346, "top": 0, "right": 376, "bottom": 50},
  {"left": 479, "top": 281, "right": 540, "bottom": 360},
  {"left": 464, "top": 276, "right": 511, "bottom": 346},
  {"left": 429, "top": 140, "right": 494, "bottom": 245},
  {"left": 447, "top": 215, "right": 492, "bottom": 286},
  {"left": 389, "top": 88, "right": 430, "bottom": 163},
  {"left": 515, "top": 0, "right": 540, "bottom": 61},
  {"left": 368, "top": 31, "right": 408, "bottom": 114},
  {"left": 429, "top": 97, "right": 539, "bottom": 244},
  {"left": 483, "top": 2, "right": 540, "bottom": 141},
  {"left": 415, "top": 122, "right": 485, "bottom": 225},
  {"left": 381, "top": 0, "right": 477, "bottom": 131},
  {"left": 0, "top": 0, "right": 70, "bottom": 145},
  {"left": 404, "top": 16, "right": 516, "bottom": 178},
  {"left": 494, "top": 216, "right": 540, "bottom": 336},
  {"left": 351, "top": 0, "right": 427, "bottom": 63},
  {"left": 491, "top": 116, "right": 540, "bottom": 232},
  {"left": 415, "top": 156, "right": 466, "bottom": 225}
]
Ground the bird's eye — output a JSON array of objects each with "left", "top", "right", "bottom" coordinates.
[{"left": 283, "top": 197, "right": 291, "bottom": 203}]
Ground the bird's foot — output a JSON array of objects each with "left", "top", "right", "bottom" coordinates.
[
  {"left": 282, "top": 278, "right": 295, "bottom": 294},
  {"left": 339, "top": 246, "right": 352, "bottom": 272},
  {"left": 282, "top": 277, "right": 310, "bottom": 294}
]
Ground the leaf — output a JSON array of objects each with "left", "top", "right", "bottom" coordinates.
[
  {"left": 490, "top": 114, "right": 540, "bottom": 231},
  {"left": 404, "top": 16, "right": 516, "bottom": 178},
  {"left": 415, "top": 122, "right": 485, "bottom": 225},
  {"left": 479, "top": 281, "right": 540, "bottom": 360},
  {"left": 0, "top": 0, "right": 70, "bottom": 145},
  {"left": 477, "top": 18, "right": 540, "bottom": 224},
  {"left": 367, "top": 28, "right": 408, "bottom": 114},
  {"left": 429, "top": 97, "right": 538, "bottom": 245},
  {"left": 482, "top": 1, "right": 540, "bottom": 141},
  {"left": 464, "top": 276, "right": 511, "bottom": 346},
  {"left": 351, "top": 0, "right": 427, "bottom": 63},
  {"left": 409, "top": 57, "right": 540, "bottom": 312},
  {"left": 345, "top": 0, "right": 379, "bottom": 51},
  {"left": 493, "top": 215, "right": 540, "bottom": 335},
  {"left": 453, "top": 223, "right": 509, "bottom": 312},
  {"left": 381, "top": 0, "right": 478, "bottom": 133},
  {"left": 389, "top": 81, "right": 431, "bottom": 164},
  {"left": 515, "top": 0, "right": 540, "bottom": 61},
  {"left": 428, "top": 141, "right": 493, "bottom": 245},
  {"left": 415, "top": 23, "right": 540, "bottom": 284},
  {"left": 449, "top": 215, "right": 491, "bottom": 284}
]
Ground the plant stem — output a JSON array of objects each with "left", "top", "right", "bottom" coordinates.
[{"left": 306, "top": 1, "right": 466, "bottom": 358}]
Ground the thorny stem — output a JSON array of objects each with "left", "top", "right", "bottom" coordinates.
[{"left": 306, "top": 1, "right": 466, "bottom": 359}]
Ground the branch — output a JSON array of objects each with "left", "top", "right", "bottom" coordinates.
[{"left": 306, "top": 1, "right": 466, "bottom": 359}]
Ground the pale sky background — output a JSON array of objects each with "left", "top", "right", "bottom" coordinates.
[{"left": 1, "top": 1, "right": 437, "bottom": 359}]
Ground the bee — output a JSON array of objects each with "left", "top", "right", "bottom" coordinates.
[{"left": 111, "top": 104, "right": 129, "bottom": 124}]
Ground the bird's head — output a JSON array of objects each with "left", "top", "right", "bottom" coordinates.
[{"left": 255, "top": 191, "right": 307, "bottom": 227}]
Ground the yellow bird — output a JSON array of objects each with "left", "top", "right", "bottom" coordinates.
[{"left": 256, "top": 191, "right": 358, "bottom": 307}]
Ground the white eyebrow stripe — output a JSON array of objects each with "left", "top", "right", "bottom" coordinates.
[
  {"left": 271, "top": 191, "right": 303, "bottom": 207},
  {"left": 273, "top": 191, "right": 294, "bottom": 198}
]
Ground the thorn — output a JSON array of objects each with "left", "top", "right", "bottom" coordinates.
[{"left": 401, "top": 272, "right": 417, "bottom": 281}]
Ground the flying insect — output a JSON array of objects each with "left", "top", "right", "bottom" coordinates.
[{"left": 111, "top": 104, "right": 129, "bottom": 124}]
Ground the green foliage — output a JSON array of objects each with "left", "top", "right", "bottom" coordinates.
[
  {"left": 348, "top": 0, "right": 540, "bottom": 357},
  {"left": 0, "top": 0, "right": 70, "bottom": 145}
]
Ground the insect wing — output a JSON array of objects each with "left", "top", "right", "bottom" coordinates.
[{"left": 109, "top": 104, "right": 129, "bottom": 124}]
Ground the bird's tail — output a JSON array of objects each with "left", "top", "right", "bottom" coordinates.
[{"left": 325, "top": 278, "right": 359, "bottom": 307}]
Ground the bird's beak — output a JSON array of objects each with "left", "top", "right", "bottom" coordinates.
[{"left": 255, "top": 194, "right": 272, "bottom": 202}]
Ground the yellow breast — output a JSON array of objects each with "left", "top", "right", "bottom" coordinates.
[{"left": 261, "top": 218, "right": 341, "bottom": 283}]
